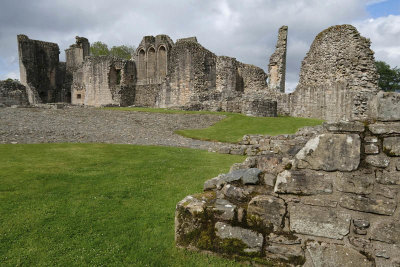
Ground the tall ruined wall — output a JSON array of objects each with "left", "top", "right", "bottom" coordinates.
[
  {"left": 66, "top": 36, "right": 90, "bottom": 72},
  {"left": 0, "top": 79, "right": 29, "bottom": 107},
  {"left": 289, "top": 25, "right": 379, "bottom": 122},
  {"left": 17, "top": 35, "right": 65, "bottom": 104},
  {"left": 71, "top": 56, "right": 135, "bottom": 107},
  {"left": 268, "top": 26, "right": 288, "bottom": 93},
  {"left": 175, "top": 92, "right": 400, "bottom": 266}
]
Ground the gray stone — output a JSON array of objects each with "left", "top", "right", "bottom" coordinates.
[
  {"left": 268, "top": 232, "right": 301, "bottom": 245},
  {"left": 365, "top": 154, "right": 390, "bottom": 168},
  {"left": 334, "top": 170, "right": 375, "bottom": 194},
  {"left": 369, "top": 122, "right": 400, "bottom": 135},
  {"left": 324, "top": 121, "right": 365, "bottom": 132},
  {"left": 376, "top": 170, "right": 400, "bottom": 185},
  {"left": 265, "top": 244, "right": 304, "bottom": 262},
  {"left": 204, "top": 174, "right": 224, "bottom": 191},
  {"left": 219, "top": 184, "right": 249, "bottom": 201},
  {"left": 371, "top": 220, "right": 400, "bottom": 244},
  {"left": 218, "top": 146, "right": 231, "bottom": 154},
  {"left": 353, "top": 219, "right": 370, "bottom": 229},
  {"left": 365, "top": 143, "right": 379, "bottom": 154},
  {"left": 274, "top": 169, "right": 333, "bottom": 195},
  {"left": 215, "top": 222, "right": 263, "bottom": 253},
  {"left": 370, "top": 91, "right": 400, "bottom": 121},
  {"left": 289, "top": 204, "right": 351, "bottom": 239},
  {"left": 301, "top": 197, "right": 338, "bottom": 208},
  {"left": 223, "top": 169, "right": 247, "bottom": 183},
  {"left": 241, "top": 168, "right": 262, "bottom": 184},
  {"left": 306, "top": 242, "right": 374, "bottom": 267},
  {"left": 339, "top": 194, "right": 397, "bottom": 215},
  {"left": 383, "top": 137, "right": 400, "bottom": 156},
  {"left": 247, "top": 195, "right": 286, "bottom": 230},
  {"left": 365, "top": 136, "right": 379, "bottom": 143},
  {"left": 295, "top": 133, "right": 360, "bottom": 171},
  {"left": 375, "top": 184, "right": 397, "bottom": 199},
  {"left": 354, "top": 228, "right": 367, "bottom": 235},
  {"left": 263, "top": 173, "right": 276, "bottom": 187},
  {"left": 213, "top": 199, "right": 236, "bottom": 221},
  {"left": 230, "top": 146, "right": 246, "bottom": 155}
]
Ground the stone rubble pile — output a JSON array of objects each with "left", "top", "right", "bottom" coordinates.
[{"left": 175, "top": 92, "right": 400, "bottom": 266}]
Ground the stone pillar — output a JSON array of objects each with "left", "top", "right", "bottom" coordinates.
[{"left": 268, "top": 26, "right": 288, "bottom": 93}]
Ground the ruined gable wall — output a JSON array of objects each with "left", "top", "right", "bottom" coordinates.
[
  {"left": 17, "top": 34, "right": 63, "bottom": 104},
  {"left": 268, "top": 26, "right": 288, "bottom": 93},
  {"left": 289, "top": 25, "right": 379, "bottom": 122}
]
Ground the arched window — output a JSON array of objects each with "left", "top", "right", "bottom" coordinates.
[
  {"left": 157, "top": 46, "right": 167, "bottom": 78},
  {"left": 138, "top": 49, "right": 146, "bottom": 80},
  {"left": 147, "top": 47, "right": 156, "bottom": 79}
]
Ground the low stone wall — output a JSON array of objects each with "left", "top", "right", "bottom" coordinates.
[{"left": 175, "top": 96, "right": 400, "bottom": 266}]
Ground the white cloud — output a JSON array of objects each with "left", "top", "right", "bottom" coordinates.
[
  {"left": 1, "top": 71, "right": 19, "bottom": 80},
  {"left": 355, "top": 15, "right": 400, "bottom": 68}
]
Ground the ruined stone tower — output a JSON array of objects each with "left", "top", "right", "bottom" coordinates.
[{"left": 268, "top": 26, "right": 288, "bottom": 93}]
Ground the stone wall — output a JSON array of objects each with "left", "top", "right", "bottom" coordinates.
[
  {"left": 175, "top": 92, "right": 400, "bottom": 266},
  {"left": 268, "top": 26, "right": 288, "bottom": 93},
  {"left": 0, "top": 79, "right": 29, "bottom": 107},
  {"left": 285, "top": 25, "right": 379, "bottom": 122},
  {"left": 17, "top": 34, "right": 65, "bottom": 104},
  {"left": 71, "top": 56, "right": 136, "bottom": 107}
]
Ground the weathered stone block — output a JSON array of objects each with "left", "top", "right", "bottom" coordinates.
[
  {"left": 215, "top": 222, "right": 263, "bottom": 253},
  {"left": 265, "top": 244, "right": 304, "bottom": 262},
  {"left": 247, "top": 195, "right": 286, "bottom": 230},
  {"left": 370, "top": 91, "right": 400, "bottom": 121},
  {"left": 306, "top": 242, "right": 374, "bottom": 267},
  {"left": 334, "top": 170, "right": 375, "bottom": 194},
  {"left": 213, "top": 199, "right": 236, "bottom": 221},
  {"left": 274, "top": 169, "right": 333, "bottom": 195},
  {"left": 324, "top": 121, "right": 365, "bottom": 132},
  {"left": 365, "top": 154, "right": 390, "bottom": 168},
  {"left": 383, "top": 137, "right": 400, "bottom": 156},
  {"left": 369, "top": 122, "right": 400, "bottom": 135},
  {"left": 364, "top": 143, "right": 379, "bottom": 154},
  {"left": 295, "top": 133, "right": 360, "bottom": 171},
  {"left": 370, "top": 220, "right": 400, "bottom": 244},
  {"left": 219, "top": 184, "right": 250, "bottom": 201},
  {"left": 289, "top": 204, "right": 351, "bottom": 239},
  {"left": 376, "top": 170, "right": 400, "bottom": 185},
  {"left": 339, "top": 194, "right": 397, "bottom": 215}
]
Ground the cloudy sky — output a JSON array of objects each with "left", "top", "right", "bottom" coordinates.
[{"left": 0, "top": 0, "right": 399, "bottom": 92}]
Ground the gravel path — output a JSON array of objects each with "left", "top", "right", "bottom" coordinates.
[{"left": 0, "top": 106, "right": 228, "bottom": 150}]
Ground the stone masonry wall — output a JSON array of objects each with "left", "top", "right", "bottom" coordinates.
[
  {"left": 288, "top": 25, "right": 379, "bottom": 122},
  {"left": 71, "top": 56, "right": 135, "bottom": 107},
  {"left": 17, "top": 34, "right": 64, "bottom": 104},
  {"left": 268, "top": 26, "right": 288, "bottom": 93},
  {"left": 175, "top": 93, "right": 400, "bottom": 266},
  {"left": 0, "top": 79, "right": 29, "bottom": 107}
]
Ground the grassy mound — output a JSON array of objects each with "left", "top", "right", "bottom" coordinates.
[{"left": 0, "top": 144, "right": 244, "bottom": 266}]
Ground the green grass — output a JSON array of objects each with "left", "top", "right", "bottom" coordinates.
[
  {"left": 0, "top": 144, "right": 245, "bottom": 266},
  {"left": 104, "top": 107, "right": 323, "bottom": 143}
]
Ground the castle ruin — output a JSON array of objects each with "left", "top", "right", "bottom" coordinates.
[{"left": 13, "top": 24, "right": 383, "bottom": 122}]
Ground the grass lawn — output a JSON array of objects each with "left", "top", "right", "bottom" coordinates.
[
  {"left": 105, "top": 107, "right": 324, "bottom": 143},
  {"left": 0, "top": 144, "right": 245, "bottom": 266}
]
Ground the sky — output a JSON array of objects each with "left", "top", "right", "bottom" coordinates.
[{"left": 0, "top": 0, "right": 399, "bottom": 92}]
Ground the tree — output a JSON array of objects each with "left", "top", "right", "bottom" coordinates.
[
  {"left": 90, "top": 41, "right": 110, "bottom": 57},
  {"left": 375, "top": 60, "right": 400, "bottom": 92},
  {"left": 110, "top": 45, "right": 135, "bottom": 60},
  {"left": 90, "top": 41, "right": 135, "bottom": 60}
]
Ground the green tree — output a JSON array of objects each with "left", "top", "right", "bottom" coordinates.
[
  {"left": 375, "top": 60, "right": 400, "bottom": 92},
  {"left": 90, "top": 41, "right": 110, "bottom": 56},
  {"left": 110, "top": 45, "right": 135, "bottom": 60}
]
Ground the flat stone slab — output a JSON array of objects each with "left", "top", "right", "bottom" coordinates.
[
  {"left": 370, "top": 219, "right": 400, "bottom": 244},
  {"left": 324, "top": 121, "right": 365, "bottom": 132},
  {"left": 306, "top": 242, "right": 374, "bottom": 267},
  {"left": 369, "top": 122, "right": 400, "bottom": 135},
  {"left": 339, "top": 194, "right": 397, "bottom": 215},
  {"left": 274, "top": 169, "right": 333, "bottom": 195},
  {"left": 383, "top": 137, "right": 400, "bottom": 156},
  {"left": 365, "top": 154, "right": 390, "bottom": 168},
  {"left": 376, "top": 170, "right": 400, "bottom": 185},
  {"left": 295, "top": 133, "right": 360, "bottom": 171},
  {"left": 334, "top": 170, "right": 375, "bottom": 194},
  {"left": 247, "top": 195, "right": 286, "bottom": 230},
  {"left": 213, "top": 199, "right": 236, "bottom": 221},
  {"left": 289, "top": 204, "right": 351, "bottom": 239},
  {"left": 215, "top": 222, "right": 263, "bottom": 253}
]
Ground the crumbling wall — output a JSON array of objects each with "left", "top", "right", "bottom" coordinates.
[
  {"left": 17, "top": 34, "right": 64, "bottom": 104},
  {"left": 0, "top": 79, "right": 29, "bottom": 107},
  {"left": 71, "top": 56, "right": 135, "bottom": 107},
  {"left": 175, "top": 92, "right": 400, "bottom": 266},
  {"left": 268, "top": 26, "right": 288, "bottom": 93},
  {"left": 288, "top": 25, "right": 379, "bottom": 122}
]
